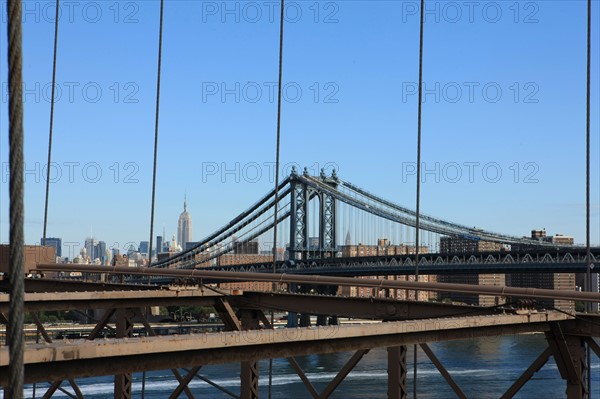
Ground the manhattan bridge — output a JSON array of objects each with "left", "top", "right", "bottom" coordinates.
[{"left": 2, "top": 0, "right": 599, "bottom": 397}]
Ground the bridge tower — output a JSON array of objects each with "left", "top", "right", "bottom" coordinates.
[
  {"left": 288, "top": 167, "right": 339, "bottom": 327},
  {"left": 288, "top": 167, "right": 338, "bottom": 261}
]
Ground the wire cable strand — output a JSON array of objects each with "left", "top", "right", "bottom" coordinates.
[
  {"left": 7, "top": 0, "right": 25, "bottom": 396},
  {"left": 584, "top": 0, "right": 592, "bottom": 394},
  {"left": 144, "top": 1, "right": 165, "bottom": 395},
  {"left": 269, "top": 1, "right": 286, "bottom": 397},
  {"left": 413, "top": 0, "right": 425, "bottom": 397},
  {"left": 148, "top": 0, "right": 165, "bottom": 265},
  {"left": 42, "top": 0, "right": 60, "bottom": 246}
]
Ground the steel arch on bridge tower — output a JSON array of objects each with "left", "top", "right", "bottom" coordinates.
[{"left": 289, "top": 167, "right": 338, "bottom": 261}]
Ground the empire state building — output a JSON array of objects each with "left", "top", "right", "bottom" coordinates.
[{"left": 177, "top": 196, "right": 193, "bottom": 250}]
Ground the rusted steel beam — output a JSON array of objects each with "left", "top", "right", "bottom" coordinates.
[
  {"left": 68, "top": 379, "right": 84, "bottom": 399},
  {"left": 320, "top": 350, "right": 369, "bottom": 398},
  {"left": 0, "top": 313, "right": 572, "bottom": 385},
  {"left": 215, "top": 298, "right": 242, "bottom": 331},
  {"left": 240, "top": 309, "right": 260, "bottom": 399},
  {"left": 36, "top": 263, "right": 600, "bottom": 303},
  {"left": 500, "top": 346, "right": 552, "bottom": 399},
  {"left": 387, "top": 346, "right": 408, "bottom": 399},
  {"left": 240, "top": 360, "right": 259, "bottom": 399},
  {"left": 256, "top": 310, "right": 272, "bottom": 328},
  {"left": 87, "top": 308, "right": 116, "bottom": 340},
  {"left": 133, "top": 307, "right": 198, "bottom": 397},
  {"left": 114, "top": 309, "right": 135, "bottom": 399},
  {"left": 0, "top": 289, "right": 228, "bottom": 313},
  {"left": 182, "top": 368, "right": 240, "bottom": 398},
  {"left": 547, "top": 324, "right": 587, "bottom": 399},
  {"left": 31, "top": 313, "right": 85, "bottom": 399},
  {"left": 287, "top": 357, "right": 320, "bottom": 399},
  {"left": 419, "top": 343, "right": 466, "bottom": 399},
  {"left": 548, "top": 324, "right": 581, "bottom": 383},
  {"left": 42, "top": 381, "right": 64, "bottom": 399},
  {"left": 31, "top": 313, "right": 52, "bottom": 343},
  {"left": 0, "top": 278, "right": 159, "bottom": 293},
  {"left": 560, "top": 318, "right": 600, "bottom": 337},
  {"left": 169, "top": 367, "right": 200, "bottom": 399},
  {"left": 584, "top": 337, "right": 600, "bottom": 358},
  {"left": 231, "top": 292, "right": 499, "bottom": 320}
]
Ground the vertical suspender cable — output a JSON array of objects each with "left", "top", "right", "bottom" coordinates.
[
  {"left": 148, "top": 0, "right": 164, "bottom": 265},
  {"left": 413, "top": 0, "right": 425, "bottom": 397},
  {"left": 585, "top": 0, "right": 592, "bottom": 394},
  {"left": 145, "top": 0, "right": 164, "bottom": 395},
  {"left": 42, "top": 0, "right": 59, "bottom": 245},
  {"left": 269, "top": 1, "right": 286, "bottom": 397},
  {"left": 37, "top": 3, "right": 60, "bottom": 396},
  {"left": 7, "top": 0, "right": 25, "bottom": 397},
  {"left": 584, "top": 0, "right": 592, "bottom": 311}
]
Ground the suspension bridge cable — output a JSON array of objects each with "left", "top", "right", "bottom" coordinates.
[
  {"left": 271, "top": 0, "right": 285, "bottom": 276},
  {"left": 585, "top": 0, "right": 592, "bottom": 311},
  {"left": 413, "top": 0, "right": 425, "bottom": 397},
  {"left": 152, "top": 177, "right": 290, "bottom": 268},
  {"left": 42, "top": 0, "right": 60, "bottom": 246},
  {"left": 145, "top": 0, "right": 164, "bottom": 395},
  {"left": 37, "top": 3, "right": 61, "bottom": 396},
  {"left": 7, "top": 0, "right": 25, "bottom": 396},
  {"left": 148, "top": 0, "right": 165, "bottom": 264},
  {"left": 269, "top": 1, "right": 286, "bottom": 395},
  {"left": 585, "top": 0, "right": 592, "bottom": 393}
]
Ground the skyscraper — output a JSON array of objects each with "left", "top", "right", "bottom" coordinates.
[
  {"left": 84, "top": 238, "right": 107, "bottom": 263},
  {"left": 156, "top": 235, "right": 164, "bottom": 256},
  {"left": 139, "top": 241, "right": 149, "bottom": 257},
  {"left": 41, "top": 237, "right": 62, "bottom": 257},
  {"left": 97, "top": 241, "right": 107, "bottom": 264},
  {"left": 177, "top": 195, "right": 193, "bottom": 250},
  {"left": 85, "top": 237, "right": 98, "bottom": 261}
]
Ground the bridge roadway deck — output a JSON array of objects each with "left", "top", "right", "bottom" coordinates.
[
  {"left": 170, "top": 248, "right": 600, "bottom": 280},
  {"left": 0, "top": 286, "right": 502, "bottom": 319},
  {"left": 0, "top": 286, "right": 229, "bottom": 313},
  {"left": 0, "top": 311, "right": 576, "bottom": 384}
]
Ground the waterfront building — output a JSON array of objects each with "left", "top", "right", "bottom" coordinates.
[
  {"left": 338, "top": 238, "right": 432, "bottom": 301},
  {"left": 438, "top": 236, "right": 504, "bottom": 307}
]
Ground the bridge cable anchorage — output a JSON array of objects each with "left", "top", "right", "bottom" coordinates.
[
  {"left": 147, "top": 0, "right": 165, "bottom": 268},
  {"left": 7, "top": 0, "right": 26, "bottom": 396},
  {"left": 42, "top": 0, "right": 60, "bottom": 246}
]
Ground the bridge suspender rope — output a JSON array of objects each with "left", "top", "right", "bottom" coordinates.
[
  {"left": 42, "top": 0, "right": 60, "bottom": 246},
  {"left": 144, "top": 0, "right": 165, "bottom": 396},
  {"left": 148, "top": 0, "right": 165, "bottom": 273},
  {"left": 584, "top": 0, "right": 592, "bottom": 299},
  {"left": 585, "top": 0, "right": 592, "bottom": 394},
  {"left": 7, "top": 0, "right": 25, "bottom": 397},
  {"left": 36, "top": 2, "right": 60, "bottom": 397},
  {"left": 269, "top": 0, "right": 286, "bottom": 397},
  {"left": 413, "top": 0, "right": 425, "bottom": 397}
]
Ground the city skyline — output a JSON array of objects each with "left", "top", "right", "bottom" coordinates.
[{"left": 0, "top": 1, "right": 598, "bottom": 249}]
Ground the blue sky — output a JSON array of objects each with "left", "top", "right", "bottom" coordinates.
[{"left": 0, "top": 0, "right": 599, "bottom": 258}]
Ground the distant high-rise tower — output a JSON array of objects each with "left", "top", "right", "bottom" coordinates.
[
  {"left": 41, "top": 237, "right": 62, "bottom": 257},
  {"left": 139, "top": 241, "right": 149, "bottom": 257},
  {"left": 156, "top": 235, "right": 164, "bottom": 255},
  {"left": 177, "top": 195, "right": 193, "bottom": 250},
  {"left": 345, "top": 230, "right": 352, "bottom": 246}
]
